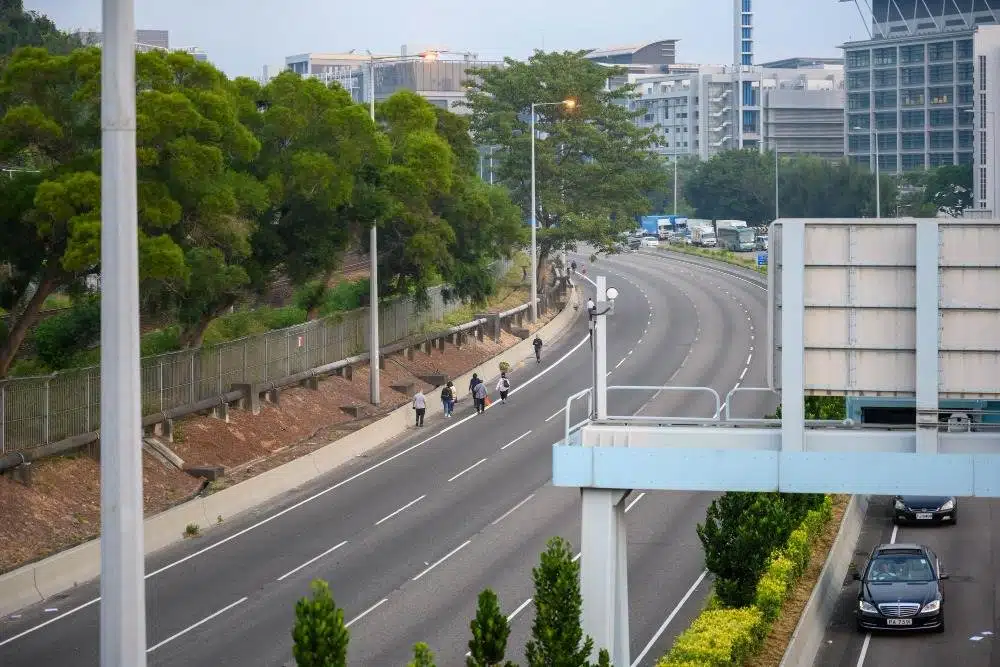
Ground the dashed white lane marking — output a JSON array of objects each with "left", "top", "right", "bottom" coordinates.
[
  {"left": 739, "top": 367, "right": 748, "bottom": 380},
  {"left": 631, "top": 570, "right": 709, "bottom": 667},
  {"left": 624, "top": 492, "right": 646, "bottom": 513},
  {"left": 628, "top": 349, "right": 634, "bottom": 355},
  {"left": 346, "top": 598, "right": 388, "bottom": 628},
  {"left": 447, "top": 458, "right": 488, "bottom": 483},
  {"left": 500, "top": 430, "right": 532, "bottom": 451},
  {"left": 545, "top": 408, "right": 564, "bottom": 422},
  {"left": 412, "top": 540, "right": 471, "bottom": 580},
  {"left": 375, "top": 496, "right": 425, "bottom": 527},
  {"left": 146, "top": 597, "right": 248, "bottom": 654},
  {"left": 276, "top": 541, "right": 349, "bottom": 581},
  {"left": 615, "top": 358, "right": 626, "bottom": 369},
  {"left": 491, "top": 493, "right": 536, "bottom": 525}
]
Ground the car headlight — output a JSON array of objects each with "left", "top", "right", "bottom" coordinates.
[
  {"left": 921, "top": 599, "right": 941, "bottom": 614},
  {"left": 894, "top": 499, "right": 906, "bottom": 510},
  {"left": 939, "top": 499, "right": 954, "bottom": 511},
  {"left": 859, "top": 600, "right": 878, "bottom": 614}
]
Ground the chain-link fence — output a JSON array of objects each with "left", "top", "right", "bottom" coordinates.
[{"left": 0, "top": 258, "right": 515, "bottom": 454}]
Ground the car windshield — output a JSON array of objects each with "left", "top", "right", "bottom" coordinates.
[{"left": 866, "top": 554, "right": 935, "bottom": 582}]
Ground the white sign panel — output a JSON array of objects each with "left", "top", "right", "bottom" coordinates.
[{"left": 768, "top": 219, "right": 1000, "bottom": 397}]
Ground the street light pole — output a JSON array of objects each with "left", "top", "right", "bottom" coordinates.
[
  {"left": 853, "top": 124, "right": 881, "bottom": 218},
  {"left": 672, "top": 151, "right": 678, "bottom": 217},
  {"left": 774, "top": 144, "right": 779, "bottom": 219},
  {"left": 100, "top": 0, "right": 146, "bottom": 665},
  {"left": 366, "top": 51, "right": 380, "bottom": 405},
  {"left": 529, "top": 99, "right": 575, "bottom": 322}
]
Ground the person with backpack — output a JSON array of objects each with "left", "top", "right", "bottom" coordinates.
[
  {"left": 469, "top": 373, "right": 482, "bottom": 394},
  {"left": 472, "top": 380, "right": 488, "bottom": 414},
  {"left": 440, "top": 381, "right": 455, "bottom": 417},
  {"left": 532, "top": 335, "right": 543, "bottom": 364},
  {"left": 496, "top": 373, "right": 511, "bottom": 403}
]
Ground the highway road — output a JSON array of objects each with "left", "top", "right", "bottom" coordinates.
[
  {"left": 0, "top": 249, "right": 773, "bottom": 666},
  {"left": 814, "top": 496, "right": 1000, "bottom": 667}
]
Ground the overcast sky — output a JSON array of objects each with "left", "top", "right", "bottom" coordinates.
[{"left": 27, "top": 0, "right": 871, "bottom": 78}]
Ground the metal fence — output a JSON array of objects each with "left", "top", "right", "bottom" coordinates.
[{"left": 0, "top": 258, "right": 515, "bottom": 454}]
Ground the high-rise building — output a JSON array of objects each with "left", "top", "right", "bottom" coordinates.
[
  {"left": 734, "top": 0, "right": 762, "bottom": 151},
  {"left": 838, "top": 0, "right": 1000, "bottom": 173},
  {"left": 971, "top": 25, "right": 1000, "bottom": 215},
  {"left": 75, "top": 29, "right": 208, "bottom": 62}
]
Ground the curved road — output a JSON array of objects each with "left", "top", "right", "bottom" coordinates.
[{"left": 0, "top": 250, "right": 772, "bottom": 666}]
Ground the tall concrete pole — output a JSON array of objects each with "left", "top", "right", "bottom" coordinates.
[
  {"left": 595, "top": 275, "right": 608, "bottom": 419},
  {"left": 530, "top": 104, "right": 538, "bottom": 322},
  {"left": 367, "top": 54, "right": 380, "bottom": 405},
  {"left": 100, "top": 0, "right": 147, "bottom": 664}
]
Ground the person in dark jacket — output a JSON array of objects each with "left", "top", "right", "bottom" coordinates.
[
  {"left": 472, "top": 380, "right": 488, "bottom": 414},
  {"left": 532, "top": 336, "right": 543, "bottom": 363},
  {"left": 469, "top": 373, "right": 482, "bottom": 393},
  {"left": 440, "top": 381, "right": 455, "bottom": 417}
]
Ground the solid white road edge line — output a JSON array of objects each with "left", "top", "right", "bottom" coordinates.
[
  {"left": 0, "top": 598, "right": 100, "bottom": 648},
  {"left": 630, "top": 570, "right": 709, "bottom": 667},
  {"left": 501, "top": 430, "right": 533, "bottom": 451},
  {"left": 491, "top": 493, "right": 536, "bottom": 526},
  {"left": 276, "top": 540, "right": 349, "bottom": 582},
  {"left": 625, "top": 492, "right": 646, "bottom": 513},
  {"left": 146, "top": 596, "right": 248, "bottom": 653},
  {"left": 375, "top": 495, "right": 426, "bottom": 527},
  {"left": 345, "top": 598, "right": 388, "bottom": 628},
  {"left": 412, "top": 541, "right": 472, "bottom": 581},
  {"left": 447, "top": 458, "right": 488, "bottom": 483}
]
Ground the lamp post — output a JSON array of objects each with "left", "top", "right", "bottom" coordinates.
[
  {"left": 853, "top": 124, "right": 881, "bottom": 218},
  {"left": 774, "top": 143, "right": 779, "bottom": 219},
  {"left": 100, "top": 0, "right": 146, "bottom": 664},
  {"left": 672, "top": 149, "right": 679, "bottom": 216},
  {"left": 530, "top": 98, "right": 575, "bottom": 322}
]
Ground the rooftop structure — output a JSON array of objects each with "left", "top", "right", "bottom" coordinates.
[{"left": 761, "top": 56, "right": 845, "bottom": 69}]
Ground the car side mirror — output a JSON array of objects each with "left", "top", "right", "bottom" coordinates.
[{"left": 852, "top": 571, "right": 861, "bottom": 581}]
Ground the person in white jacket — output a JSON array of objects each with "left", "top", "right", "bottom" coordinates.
[
  {"left": 412, "top": 389, "right": 426, "bottom": 426},
  {"left": 496, "top": 373, "right": 511, "bottom": 403}
]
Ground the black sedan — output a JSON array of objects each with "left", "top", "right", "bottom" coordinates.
[
  {"left": 854, "top": 543, "right": 947, "bottom": 632},
  {"left": 893, "top": 495, "right": 957, "bottom": 525}
]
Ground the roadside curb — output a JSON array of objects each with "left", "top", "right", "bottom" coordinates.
[
  {"left": 0, "top": 288, "right": 581, "bottom": 619},
  {"left": 779, "top": 494, "right": 871, "bottom": 667}
]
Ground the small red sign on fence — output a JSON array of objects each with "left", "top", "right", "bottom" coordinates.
[{"left": 297, "top": 336, "right": 304, "bottom": 348}]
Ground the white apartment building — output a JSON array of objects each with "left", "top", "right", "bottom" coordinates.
[
  {"left": 629, "top": 65, "right": 846, "bottom": 161},
  {"left": 971, "top": 24, "right": 1000, "bottom": 216}
]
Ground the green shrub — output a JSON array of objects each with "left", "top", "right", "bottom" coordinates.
[
  {"left": 291, "top": 579, "right": 349, "bottom": 667},
  {"left": 785, "top": 528, "right": 812, "bottom": 577},
  {"left": 657, "top": 607, "right": 766, "bottom": 667},
  {"left": 408, "top": 643, "right": 436, "bottom": 667},
  {"left": 467, "top": 588, "right": 515, "bottom": 667},
  {"left": 319, "top": 279, "right": 369, "bottom": 316},
  {"left": 260, "top": 305, "right": 308, "bottom": 330},
  {"left": 754, "top": 555, "right": 795, "bottom": 622},
  {"left": 33, "top": 298, "right": 101, "bottom": 370},
  {"left": 525, "top": 536, "right": 593, "bottom": 667},
  {"left": 141, "top": 326, "right": 182, "bottom": 356}
]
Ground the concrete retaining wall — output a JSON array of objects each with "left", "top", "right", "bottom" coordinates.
[
  {"left": 0, "top": 287, "right": 581, "bottom": 619},
  {"left": 779, "top": 494, "right": 871, "bottom": 667}
]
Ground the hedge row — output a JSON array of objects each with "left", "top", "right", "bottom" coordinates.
[{"left": 656, "top": 496, "right": 834, "bottom": 667}]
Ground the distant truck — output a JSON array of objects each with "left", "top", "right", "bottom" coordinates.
[
  {"left": 639, "top": 214, "right": 689, "bottom": 240},
  {"left": 691, "top": 225, "right": 717, "bottom": 247},
  {"left": 715, "top": 219, "right": 756, "bottom": 251}
]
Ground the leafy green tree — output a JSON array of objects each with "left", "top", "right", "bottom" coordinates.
[
  {"left": 409, "top": 642, "right": 437, "bottom": 667},
  {"left": 696, "top": 492, "right": 818, "bottom": 607},
  {"left": 467, "top": 588, "right": 516, "bottom": 667},
  {"left": 525, "top": 536, "right": 593, "bottom": 667},
  {"left": 0, "top": 1, "right": 81, "bottom": 59},
  {"left": 595, "top": 649, "right": 611, "bottom": 667},
  {"left": 464, "top": 51, "right": 666, "bottom": 287},
  {"left": 645, "top": 155, "right": 698, "bottom": 217},
  {"left": 776, "top": 153, "right": 897, "bottom": 219},
  {"left": 291, "top": 579, "right": 349, "bottom": 667},
  {"left": 904, "top": 164, "right": 972, "bottom": 217},
  {"left": 33, "top": 295, "right": 100, "bottom": 370},
  {"left": 684, "top": 150, "right": 775, "bottom": 225}
]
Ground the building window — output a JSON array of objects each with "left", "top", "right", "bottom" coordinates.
[
  {"left": 958, "top": 151, "right": 973, "bottom": 166},
  {"left": 877, "top": 132, "right": 897, "bottom": 151},
  {"left": 902, "top": 153, "right": 925, "bottom": 171},
  {"left": 957, "top": 39, "right": 974, "bottom": 60},
  {"left": 930, "top": 108, "right": 954, "bottom": 127},
  {"left": 875, "top": 112, "right": 897, "bottom": 130},
  {"left": 958, "top": 85, "right": 974, "bottom": 106},
  {"left": 928, "top": 41, "right": 954, "bottom": 62},
  {"left": 958, "top": 129, "right": 973, "bottom": 149},
  {"left": 928, "top": 86, "right": 953, "bottom": 104},
  {"left": 957, "top": 62, "right": 974, "bottom": 83},
  {"left": 846, "top": 50, "right": 871, "bottom": 69},
  {"left": 900, "top": 66, "right": 925, "bottom": 86},
  {"left": 901, "top": 132, "right": 925, "bottom": 150},
  {"left": 849, "top": 113, "right": 870, "bottom": 130},
  {"left": 901, "top": 89, "right": 925, "bottom": 106},
  {"left": 930, "top": 152, "right": 954, "bottom": 167},
  {"left": 929, "top": 64, "right": 954, "bottom": 84},
  {"left": 874, "top": 90, "right": 897, "bottom": 109},
  {"left": 878, "top": 154, "right": 897, "bottom": 171},
  {"left": 848, "top": 92, "right": 871, "bottom": 110},
  {"left": 847, "top": 72, "right": 870, "bottom": 90},
  {"left": 873, "top": 47, "right": 897, "bottom": 66},
  {"left": 848, "top": 134, "right": 870, "bottom": 153},
  {"left": 900, "top": 44, "right": 925, "bottom": 64},
  {"left": 929, "top": 131, "right": 954, "bottom": 149},
  {"left": 901, "top": 109, "right": 925, "bottom": 128},
  {"left": 874, "top": 68, "right": 897, "bottom": 87}
]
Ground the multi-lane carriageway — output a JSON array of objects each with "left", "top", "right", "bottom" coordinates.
[{"left": 0, "top": 249, "right": 772, "bottom": 666}]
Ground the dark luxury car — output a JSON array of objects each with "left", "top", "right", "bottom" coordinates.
[
  {"left": 893, "top": 495, "right": 957, "bottom": 525},
  {"left": 854, "top": 543, "right": 947, "bottom": 632}
]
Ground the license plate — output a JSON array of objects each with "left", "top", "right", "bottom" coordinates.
[
  {"left": 887, "top": 618, "right": 913, "bottom": 626},
  {"left": 915, "top": 512, "right": 934, "bottom": 520}
]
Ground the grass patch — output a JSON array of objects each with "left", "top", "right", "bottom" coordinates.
[{"left": 658, "top": 243, "right": 767, "bottom": 275}]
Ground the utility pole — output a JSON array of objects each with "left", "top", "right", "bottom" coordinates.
[
  {"left": 100, "top": 0, "right": 147, "bottom": 664},
  {"left": 367, "top": 52, "right": 380, "bottom": 405}
]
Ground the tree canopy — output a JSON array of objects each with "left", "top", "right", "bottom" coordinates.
[{"left": 463, "top": 51, "right": 666, "bottom": 284}]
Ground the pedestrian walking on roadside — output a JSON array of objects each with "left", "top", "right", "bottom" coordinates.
[
  {"left": 473, "top": 380, "right": 488, "bottom": 414},
  {"left": 440, "top": 381, "right": 455, "bottom": 417},
  {"left": 532, "top": 335, "right": 543, "bottom": 364},
  {"left": 496, "top": 373, "right": 511, "bottom": 403},
  {"left": 469, "top": 373, "right": 482, "bottom": 394},
  {"left": 412, "top": 389, "right": 426, "bottom": 426}
]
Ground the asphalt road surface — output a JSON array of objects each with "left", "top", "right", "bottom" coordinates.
[
  {"left": 0, "top": 249, "right": 773, "bottom": 666},
  {"left": 814, "top": 496, "right": 1000, "bottom": 667}
]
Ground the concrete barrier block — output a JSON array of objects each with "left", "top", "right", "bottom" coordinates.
[
  {"left": 33, "top": 540, "right": 101, "bottom": 600},
  {"left": 419, "top": 374, "right": 447, "bottom": 387},
  {"left": 340, "top": 405, "right": 364, "bottom": 418},
  {"left": 511, "top": 327, "right": 531, "bottom": 339},
  {"left": 300, "top": 376, "right": 320, "bottom": 391},
  {"left": 390, "top": 383, "right": 414, "bottom": 395},
  {"left": 184, "top": 465, "right": 224, "bottom": 481},
  {"left": 0, "top": 566, "right": 42, "bottom": 618},
  {"left": 231, "top": 383, "right": 261, "bottom": 414},
  {"left": 211, "top": 402, "right": 230, "bottom": 422}
]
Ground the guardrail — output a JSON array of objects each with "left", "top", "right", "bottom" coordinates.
[{"left": 0, "top": 258, "right": 557, "bottom": 455}]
